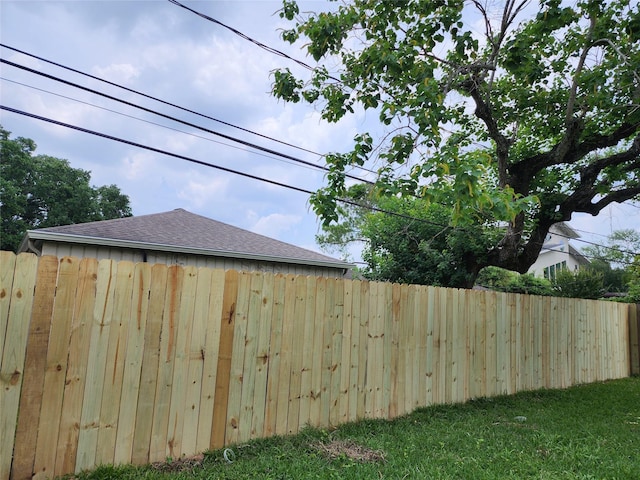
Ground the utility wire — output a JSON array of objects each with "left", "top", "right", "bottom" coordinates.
[
  {"left": 0, "top": 76, "right": 327, "bottom": 173},
  {"left": 0, "top": 43, "right": 378, "bottom": 177},
  {"left": 167, "top": 0, "right": 342, "bottom": 82},
  {"left": 0, "top": 43, "right": 321, "bottom": 158},
  {"left": 1, "top": 57, "right": 375, "bottom": 185},
  {"left": 1, "top": 104, "right": 317, "bottom": 195},
  {"left": 0, "top": 104, "right": 476, "bottom": 235}
]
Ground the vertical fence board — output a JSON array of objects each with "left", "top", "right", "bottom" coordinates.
[
  {"left": 306, "top": 276, "right": 325, "bottom": 427},
  {"left": 114, "top": 262, "right": 152, "bottom": 465},
  {"left": 286, "top": 275, "right": 306, "bottom": 434},
  {"left": 347, "top": 280, "right": 361, "bottom": 422},
  {"left": 495, "top": 293, "right": 508, "bottom": 395},
  {"left": 165, "top": 266, "right": 197, "bottom": 458},
  {"left": 415, "top": 285, "right": 428, "bottom": 408},
  {"left": 0, "top": 250, "right": 16, "bottom": 338},
  {"left": 299, "top": 276, "right": 317, "bottom": 428},
  {"left": 210, "top": 269, "right": 239, "bottom": 449},
  {"left": 472, "top": 290, "right": 487, "bottom": 399},
  {"left": 196, "top": 268, "right": 225, "bottom": 452},
  {"left": 225, "top": 271, "right": 252, "bottom": 445},
  {"left": 75, "top": 260, "right": 118, "bottom": 472},
  {"left": 629, "top": 304, "right": 639, "bottom": 376},
  {"left": 237, "top": 272, "right": 263, "bottom": 443},
  {"left": 181, "top": 267, "right": 212, "bottom": 457},
  {"left": 540, "top": 297, "right": 551, "bottom": 388},
  {"left": 424, "top": 286, "right": 436, "bottom": 405},
  {"left": 149, "top": 265, "right": 184, "bottom": 461},
  {"left": 356, "top": 281, "right": 370, "bottom": 419},
  {"left": 319, "top": 278, "right": 335, "bottom": 425},
  {"left": 10, "top": 256, "right": 58, "bottom": 480},
  {"left": 33, "top": 257, "right": 81, "bottom": 479},
  {"left": 263, "top": 274, "right": 285, "bottom": 437},
  {"left": 55, "top": 258, "right": 99, "bottom": 476},
  {"left": 338, "top": 279, "right": 353, "bottom": 424},
  {"left": 484, "top": 291, "right": 497, "bottom": 398},
  {"left": 433, "top": 288, "right": 447, "bottom": 404},
  {"left": 1, "top": 253, "right": 38, "bottom": 480},
  {"left": 329, "top": 278, "right": 345, "bottom": 427},
  {"left": 96, "top": 261, "right": 135, "bottom": 466},
  {"left": 250, "top": 272, "right": 275, "bottom": 439},
  {"left": 0, "top": 251, "right": 17, "bottom": 363},
  {"left": 392, "top": 284, "right": 405, "bottom": 418},
  {"left": 366, "top": 282, "right": 383, "bottom": 418},
  {"left": 275, "top": 275, "right": 296, "bottom": 435},
  {"left": 381, "top": 283, "right": 393, "bottom": 417},
  {"left": 131, "top": 264, "right": 168, "bottom": 465}
]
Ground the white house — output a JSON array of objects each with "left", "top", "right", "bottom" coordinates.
[{"left": 527, "top": 222, "right": 590, "bottom": 280}]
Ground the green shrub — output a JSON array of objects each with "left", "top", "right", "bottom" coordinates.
[{"left": 552, "top": 268, "right": 605, "bottom": 299}]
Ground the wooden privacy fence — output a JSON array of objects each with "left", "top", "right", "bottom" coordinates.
[{"left": 1, "top": 253, "right": 633, "bottom": 480}]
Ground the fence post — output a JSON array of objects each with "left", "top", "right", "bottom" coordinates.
[{"left": 629, "top": 303, "right": 640, "bottom": 376}]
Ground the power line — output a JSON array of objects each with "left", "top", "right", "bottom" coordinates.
[
  {"left": 1, "top": 104, "right": 317, "bottom": 195},
  {"left": 0, "top": 104, "right": 473, "bottom": 235},
  {"left": 0, "top": 76, "right": 327, "bottom": 174},
  {"left": 1, "top": 57, "right": 375, "bottom": 185},
  {"left": 0, "top": 43, "right": 380, "bottom": 178},
  {"left": 167, "top": 0, "right": 342, "bottom": 82},
  {"left": 0, "top": 43, "right": 322, "bottom": 158}
]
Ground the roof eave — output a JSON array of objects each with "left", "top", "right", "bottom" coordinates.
[{"left": 22, "top": 231, "right": 355, "bottom": 270}]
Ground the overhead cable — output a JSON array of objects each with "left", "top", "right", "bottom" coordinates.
[
  {"left": 1, "top": 104, "right": 316, "bottom": 195},
  {"left": 167, "top": 0, "right": 342, "bottom": 82},
  {"left": 0, "top": 43, "right": 322, "bottom": 158},
  {"left": 0, "top": 76, "right": 329, "bottom": 172},
  {"left": 0, "top": 57, "right": 375, "bottom": 185},
  {"left": 0, "top": 104, "right": 468, "bottom": 232}
]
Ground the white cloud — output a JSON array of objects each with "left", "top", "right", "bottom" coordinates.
[
  {"left": 92, "top": 63, "right": 140, "bottom": 84},
  {"left": 177, "top": 174, "right": 230, "bottom": 209},
  {"left": 250, "top": 212, "right": 302, "bottom": 238}
]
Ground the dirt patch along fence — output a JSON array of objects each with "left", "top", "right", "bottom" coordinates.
[{"left": 0, "top": 253, "right": 633, "bottom": 479}]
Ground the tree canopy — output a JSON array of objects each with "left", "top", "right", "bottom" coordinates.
[
  {"left": 0, "top": 126, "right": 132, "bottom": 252},
  {"left": 273, "top": 0, "right": 640, "bottom": 283}
]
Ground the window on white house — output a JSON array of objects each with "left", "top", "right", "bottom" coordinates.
[{"left": 543, "top": 261, "right": 567, "bottom": 281}]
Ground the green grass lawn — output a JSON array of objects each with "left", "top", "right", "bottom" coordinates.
[{"left": 71, "top": 377, "right": 639, "bottom": 480}]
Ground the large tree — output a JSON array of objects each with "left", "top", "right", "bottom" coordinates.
[
  {"left": 273, "top": 0, "right": 640, "bottom": 284},
  {"left": 0, "top": 126, "right": 132, "bottom": 252}
]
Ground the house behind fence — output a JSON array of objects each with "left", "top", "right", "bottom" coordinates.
[{"left": 1, "top": 252, "right": 635, "bottom": 480}]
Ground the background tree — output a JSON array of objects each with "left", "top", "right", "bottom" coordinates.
[
  {"left": 582, "top": 229, "right": 640, "bottom": 293},
  {"left": 582, "top": 229, "right": 640, "bottom": 267},
  {"left": 627, "top": 255, "right": 640, "bottom": 302},
  {"left": 0, "top": 126, "right": 132, "bottom": 252},
  {"left": 273, "top": 0, "right": 640, "bottom": 286},
  {"left": 317, "top": 184, "right": 500, "bottom": 287}
]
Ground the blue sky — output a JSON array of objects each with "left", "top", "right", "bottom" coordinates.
[{"left": 1, "top": 0, "right": 638, "bottom": 261}]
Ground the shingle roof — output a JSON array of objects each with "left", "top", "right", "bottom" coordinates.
[{"left": 23, "top": 208, "right": 352, "bottom": 269}]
